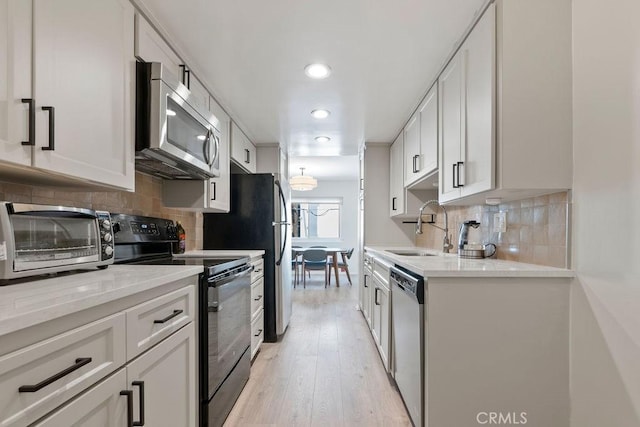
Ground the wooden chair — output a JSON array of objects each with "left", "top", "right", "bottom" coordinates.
[
  {"left": 328, "top": 248, "right": 354, "bottom": 286},
  {"left": 301, "top": 249, "right": 329, "bottom": 288}
]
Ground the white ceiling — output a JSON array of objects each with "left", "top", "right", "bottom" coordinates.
[
  {"left": 290, "top": 156, "right": 360, "bottom": 181},
  {"left": 136, "top": 0, "right": 486, "bottom": 157}
]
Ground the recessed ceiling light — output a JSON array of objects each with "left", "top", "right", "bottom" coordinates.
[
  {"left": 305, "top": 63, "right": 331, "bottom": 79},
  {"left": 315, "top": 136, "right": 331, "bottom": 143},
  {"left": 311, "top": 109, "right": 330, "bottom": 119}
]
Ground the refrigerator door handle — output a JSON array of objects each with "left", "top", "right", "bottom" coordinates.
[{"left": 274, "top": 180, "right": 288, "bottom": 266}]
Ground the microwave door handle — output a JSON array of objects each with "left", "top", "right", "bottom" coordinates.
[
  {"left": 202, "top": 129, "right": 211, "bottom": 165},
  {"left": 211, "top": 134, "right": 219, "bottom": 167}
]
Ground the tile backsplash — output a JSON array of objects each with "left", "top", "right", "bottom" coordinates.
[
  {"left": 415, "top": 191, "right": 570, "bottom": 268},
  {"left": 0, "top": 172, "right": 203, "bottom": 251}
]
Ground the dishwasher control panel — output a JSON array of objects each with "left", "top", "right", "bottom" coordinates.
[{"left": 390, "top": 265, "right": 424, "bottom": 303}]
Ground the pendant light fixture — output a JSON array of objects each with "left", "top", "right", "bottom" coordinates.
[{"left": 290, "top": 167, "right": 318, "bottom": 191}]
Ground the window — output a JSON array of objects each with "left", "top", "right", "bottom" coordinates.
[{"left": 292, "top": 199, "right": 341, "bottom": 239}]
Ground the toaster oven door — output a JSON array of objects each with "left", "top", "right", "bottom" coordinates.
[{"left": 9, "top": 207, "right": 101, "bottom": 272}]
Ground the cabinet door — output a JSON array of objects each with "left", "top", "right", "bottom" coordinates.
[
  {"left": 378, "top": 283, "right": 391, "bottom": 371},
  {"left": 418, "top": 85, "right": 438, "bottom": 181},
  {"left": 189, "top": 75, "right": 210, "bottom": 115},
  {"left": 389, "top": 133, "right": 404, "bottom": 217},
  {"left": 403, "top": 113, "right": 420, "bottom": 186},
  {"left": 0, "top": 0, "right": 32, "bottom": 166},
  {"left": 371, "top": 277, "right": 383, "bottom": 347},
  {"left": 362, "top": 270, "right": 372, "bottom": 328},
  {"left": 230, "top": 122, "right": 256, "bottom": 173},
  {"left": 127, "top": 323, "right": 197, "bottom": 427},
  {"left": 33, "top": 369, "right": 127, "bottom": 427},
  {"left": 460, "top": 3, "right": 495, "bottom": 198},
  {"left": 208, "top": 96, "right": 230, "bottom": 211},
  {"left": 134, "top": 13, "right": 182, "bottom": 79},
  {"left": 32, "top": 0, "right": 135, "bottom": 190},
  {"left": 438, "top": 51, "right": 463, "bottom": 203}
]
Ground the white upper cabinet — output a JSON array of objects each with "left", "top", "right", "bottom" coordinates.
[
  {"left": 405, "top": 84, "right": 438, "bottom": 188},
  {"left": 0, "top": 0, "right": 135, "bottom": 190},
  {"left": 230, "top": 122, "right": 256, "bottom": 173},
  {"left": 134, "top": 13, "right": 182, "bottom": 81},
  {"left": 439, "top": 3, "right": 495, "bottom": 203},
  {"left": 0, "top": 0, "right": 32, "bottom": 167},
  {"left": 389, "top": 133, "right": 405, "bottom": 217},
  {"left": 438, "top": 0, "right": 572, "bottom": 204},
  {"left": 30, "top": 0, "right": 135, "bottom": 190}
]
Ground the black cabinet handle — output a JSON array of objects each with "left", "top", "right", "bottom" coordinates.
[
  {"left": 132, "top": 381, "right": 145, "bottom": 426},
  {"left": 19, "top": 357, "right": 92, "bottom": 392},
  {"left": 244, "top": 148, "right": 250, "bottom": 164},
  {"left": 153, "top": 309, "right": 183, "bottom": 324},
  {"left": 392, "top": 197, "right": 397, "bottom": 211},
  {"left": 374, "top": 288, "right": 380, "bottom": 305},
  {"left": 211, "top": 181, "right": 217, "bottom": 201},
  {"left": 254, "top": 329, "right": 263, "bottom": 337},
  {"left": 21, "top": 98, "right": 35, "bottom": 146},
  {"left": 253, "top": 295, "right": 263, "bottom": 301},
  {"left": 452, "top": 163, "right": 458, "bottom": 188},
  {"left": 120, "top": 390, "right": 134, "bottom": 427},
  {"left": 457, "top": 161, "right": 464, "bottom": 187},
  {"left": 179, "top": 64, "right": 190, "bottom": 89},
  {"left": 41, "top": 106, "right": 55, "bottom": 151},
  {"left": 412, "top": 154, "right": 419, "bottom": 173},
  {"left": 363, "top": 275, "right": 368, "bottom": 288}
]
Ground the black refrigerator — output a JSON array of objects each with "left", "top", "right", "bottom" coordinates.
[{"left": 203, "top": 173, "right": 292, "bottom": 342}]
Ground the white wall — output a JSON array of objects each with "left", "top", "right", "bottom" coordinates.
[
  {"left": 571, "top": 0, "right": 640, "bottom": 425},
  {"left": 291, "top": 179, "right": 361, "bottom": 276},
  {"left": 363, "top": 145, "right": 415, "bottom": 246}
]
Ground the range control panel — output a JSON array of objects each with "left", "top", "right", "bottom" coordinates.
[{"left": 111, "top": 214, "right": 178, "bottom": 244}]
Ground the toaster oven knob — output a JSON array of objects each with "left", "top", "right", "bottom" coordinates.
[
  {"left": 103, "top": 233, "right": 113, "bottom": 242},
  {"left": 104, "top": 245, "right": 114, "bottom": 256},
  {"left": 102, "top": 219, "right": 111, "bottom": 229}
]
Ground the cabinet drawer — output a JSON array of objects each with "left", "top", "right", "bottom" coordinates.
[
  {"left": 0, "top": 313, "right": 126, "bottom": 427},
  {"left": 126, "top": 285, "right": 194, "bottom": 360},
  {"left": 251, "top": 309, "right": 264, "bottom": 360},
  {"left": 373, "top": 257, "right": 392, "bottom": 285},
  {"left": 251, "top": 277, "right": 264, "bottom": 319},
  {"left": 32, "top": 369, "right": 127, "bottom": 426},
  {"left": 251, "top": 258, "right": 264, "bottom": 283}
]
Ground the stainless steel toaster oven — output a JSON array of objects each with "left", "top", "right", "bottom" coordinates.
[{"left": 0, "top": 202, "right": 114, "bottom": 281}]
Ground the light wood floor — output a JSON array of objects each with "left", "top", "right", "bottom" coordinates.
[{"left": 224, "top": 274, "right": 412, "bottom": 426}]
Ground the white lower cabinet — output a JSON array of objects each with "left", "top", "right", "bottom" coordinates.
[
  {"left": 360, "top": 255, "right": 373, "bottom": 328},
  {"left": 1, "top": 277, "right": 198, "bottom": 427},
  {"left": 33, "top": 369, "right": 128, "bottom": 427},
  {"left": 126, "top": 323, "right": 196, "bottom": 427},
  {"left": 250, "top": 256, "right": 265, "bottom": 359},
  {"left": 371, "top": 275, "right": 391, "bottom": 371}
]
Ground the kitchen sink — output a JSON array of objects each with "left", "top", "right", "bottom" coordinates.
[{"left": 387, "top": 250, "right": 436, "bottom": 257}]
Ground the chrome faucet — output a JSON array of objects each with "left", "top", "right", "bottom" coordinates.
[{"left": 416, "top": 200, "right": 453, "bottom": 253}]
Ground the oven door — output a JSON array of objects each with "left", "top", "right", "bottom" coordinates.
[
  {"left": 204, "top": 264, "right": 252, "bottom": 398},
  {"left": 7, "top": 205, "right": 101, "bottom": 272},
  {"left": 149, "top": 77, "right": 220, "bottom": 177}
]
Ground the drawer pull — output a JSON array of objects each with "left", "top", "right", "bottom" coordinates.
[
  {"left": 19, "top": 357, "right": 92, "bottom": 392},
  {"left": 253, "top": 295, "right": 263, "bottom": 301},
  {"left": 132, "top": 380, "right": 145, "bottom": 426},
  {"left": 153, "top": 309, "right": 183, "bottom": 324},
  {"left": 120, "top": 390, "right": 134, "bottom": 427},
  {"left": 254, "top": 329, "right": 263, "bottom": 337}
]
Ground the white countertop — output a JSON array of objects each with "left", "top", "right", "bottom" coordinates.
[
  {"left": 175, "top": 250, "right": 265, "bottom": 259},
  {"left": 365, "top": 246, "right": 574, "bottom": 278},
  {"left": 0, "top": 265, "right": 203, "bottom": 337}
]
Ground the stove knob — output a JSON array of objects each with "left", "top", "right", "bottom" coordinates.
[
  {"left": 102, "top": 219, "right": 111, "bottom": 229},
  {"left": 112, "top": 222, "right": 121, "bottom": 234},
  {"left": 103, "top": 233, "right": 113, "bottom": 242},
  {"left": 104, "top": 246, "right": 114, "bottom": 256}
]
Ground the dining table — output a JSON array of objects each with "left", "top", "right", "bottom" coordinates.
[{"left": 292, "top": 247, "right": 350, "bottom": 287}]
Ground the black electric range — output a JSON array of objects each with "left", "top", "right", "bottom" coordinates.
[{"left": 112, "top": 213, "right": 253, "bottom": 427}]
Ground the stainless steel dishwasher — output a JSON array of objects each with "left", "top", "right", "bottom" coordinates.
[{"left": 390, "top": 265, "right": 425, "bottom": 427}]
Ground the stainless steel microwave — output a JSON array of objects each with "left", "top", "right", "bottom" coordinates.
[
  {"left": 0, "top": 203, "right": 114, "bottom": 281},
  {"left": 135, "top": 62, "right": 221, "bottom": 179}
]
